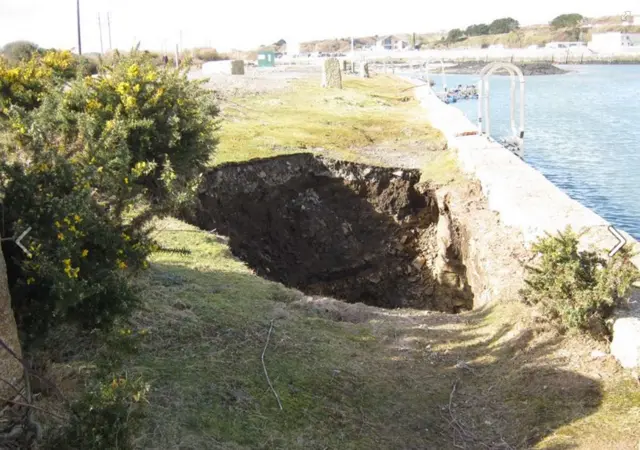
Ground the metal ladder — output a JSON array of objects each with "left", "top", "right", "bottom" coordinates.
[{"left": 477, "top": 62, "right": 525, "bottom": 158}]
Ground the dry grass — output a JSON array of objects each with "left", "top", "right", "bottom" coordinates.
[{"left": 214, "top": 74, "right": 443, "bottom": 166}]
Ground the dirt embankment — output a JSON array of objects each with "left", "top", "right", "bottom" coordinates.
[
  {"left": 185, "top": 154, "right": 475, "bottom": 312},
  {"left": 445, "top": 61, "right": 568, "bottom": 75}
]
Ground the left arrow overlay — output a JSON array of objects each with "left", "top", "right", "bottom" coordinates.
[
  {"left": 15, "top": 226, "right": 32, "bottom": 257},
  {"left": 608, "top": 225, "right": 626, "bottom": 257}
]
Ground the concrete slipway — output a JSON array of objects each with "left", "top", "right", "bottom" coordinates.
[{"left": 409, "top": 79, "right": 640, "bottom": 369}]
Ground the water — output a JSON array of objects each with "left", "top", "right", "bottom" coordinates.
[{"left": 429, "top": 65, "right": 640, "bottom": 239}]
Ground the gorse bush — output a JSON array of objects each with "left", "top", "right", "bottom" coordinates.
[
  {"left": 1, "top": 155, "right": 151, "bottom": 340},
  {"left": 0, "top": 50, "right": 78, "bottom": 114},
  {"left": 46, "top": 372, "right": 150, "bottom": 450},
  {"left": 0, "top": 50, "right": 219, "bottom": 341},
  {"left": 522, "top": 226, "right": 638, "bottom": 336}
]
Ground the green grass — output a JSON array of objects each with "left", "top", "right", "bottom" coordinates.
[
  {"left": 214, "top": 75, "right": 443, "bottom": 165},
  {"left": 76, "top": 219, "right": 635, "bottom": 449}
]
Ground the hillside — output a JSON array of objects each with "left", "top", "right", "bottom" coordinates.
[{"left": 289, "top": 15, "right": 640, "bottom": 52}]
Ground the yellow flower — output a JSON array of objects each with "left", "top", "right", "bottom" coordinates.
[
  {"left": 117, "top": 260, "right": 127, "bottom": 270},
  {"left": 121, "top": 233, "right": 131, "bottom": 242},
  {"left": 127, "top": 64, "right": 140, "bottom": 78},
  {"left": 54, "top": 221, "right": 61, "bottom": 228},
  {"left": 26, "top": 277, "right": 35, "bottom": 285},
  {"left": 57, "top": 233, "right": 65, "bottom": 241},
  {"left": 74, "top": 214, "right": 82, "bottom": 223},
  {"left": 124, "top": 177, "right": 129, "bottom": 185},
  {"left": 97, "top": 166, "right": 104, "bottom": 173},
  {"left": 144, "top": 71, "right": 157, "bottom": 82},
  {"left": 63, "top": 258, "right": 71, "bottom": 267},
  {"left": 81, "top": 249, "right": 89, "bottom": 258}
]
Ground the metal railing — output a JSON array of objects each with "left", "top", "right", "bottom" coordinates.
[{"left": 478, "top": 62, "right": 525, "bottom": 156}]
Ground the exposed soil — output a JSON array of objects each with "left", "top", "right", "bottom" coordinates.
[{"left": 186, "top": 154, "right": 474, "bottom": 312}]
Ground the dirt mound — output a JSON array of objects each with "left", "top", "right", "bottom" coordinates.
[{"left": 187, "top": 154, "right": 473, "bottom": 311}]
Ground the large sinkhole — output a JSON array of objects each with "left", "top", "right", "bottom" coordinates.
[{"left": 185, "top": 154, "right": 474, "bottom": 312}]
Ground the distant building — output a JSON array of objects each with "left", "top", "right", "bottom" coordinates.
[
  {"left": 376, "top": 36, "right": 394, "bottom": 51},
  {"left": 589, "top": 32, "right": 640, "bottom": 52},
  {"left": 395, "top": 40, "right": 409, "bottom": 50},
  {"left": 374, "top": 36, "right": 409, "bottom": 51}
]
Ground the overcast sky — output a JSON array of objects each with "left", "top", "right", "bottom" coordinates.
[{"left": 0, "top": 0, "right": 636, "bottom": 53}]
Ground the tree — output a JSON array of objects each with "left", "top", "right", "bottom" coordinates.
[
  {"left": 551, "top": 13, "right": 583, "bottom": 29},
  {"left": 489, "top": 17, "right": 519, "bottom": 34},
  {"left": 447, "top": 28, "right": 465, "bottom": 43},
  {"left": 466, "top": 24, "right": 490, "bottom": 36}
]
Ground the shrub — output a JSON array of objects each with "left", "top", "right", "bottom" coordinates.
[
  {"left": 0, "top": 50, "right": 219, "bottom": 341},
  {"left": 45, "top": 372, "right": 150, "bottom": 450},
  {"left": 1, "top": 155, "right": 152, "bottom": 342},
  {"left": 522, "top": 226, "right": 638, "bottom": 335},
  {"left": 193, "top": 48, "right": 227, "bottom": 62},
  {"left": 2, "top": 41, "right": 39, "bottom": 62},
  {"left": 0, "top": 50, "right": 76, "bottom": 113}
]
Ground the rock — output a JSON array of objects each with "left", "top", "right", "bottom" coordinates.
[
  {"left": 611, "top": 316, "right": 640, "bottom": 368},
  {"left": 412, "top": 256, "right": 426, "bottom": 270},
  {"left": 393, "top": 170, "right": 404, "bottom": 177},
  {"left": 441, "top": 271, "right": 460, "bottom": 288},
  {"left": 231, "top": 60, "right": 245, "bottom": 75},
  {"left": 321, "top": 58, "right": 342, "bottom": 89},
  {"left": 590, "top": 350, "right": 607, "bottom": 359},
  {"left": 360, "top": 62, "right": 370, "bottom": 78}
]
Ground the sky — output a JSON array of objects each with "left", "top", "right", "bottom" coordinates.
[{"left": 0, "top": 0, "right": 637, "bottom": 53}]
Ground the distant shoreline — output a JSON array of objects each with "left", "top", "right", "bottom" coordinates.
[{"left": 443, "top": 61, "right": 568, "bottom": 76}]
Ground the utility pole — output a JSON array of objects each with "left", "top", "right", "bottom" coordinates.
[
  {"left": 107, "top": 12, "right": 112, "bottom": 50},
  {"left": 76, "top": 0, "right": 82, "bottom": 55},
  {"left": 97, "top": 13, "right": 104, "bottom": 54}
]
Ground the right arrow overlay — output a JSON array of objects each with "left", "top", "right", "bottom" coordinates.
[{"left": 608, "top": 225, "right": 626, "bottom": 257}]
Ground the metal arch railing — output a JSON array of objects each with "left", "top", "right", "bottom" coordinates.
[
  {"left": 423, "top": 57, "right": 447, "bottom": 93},
  {"left": 477, "top": 62, "right": 525, "bottom": 155}
]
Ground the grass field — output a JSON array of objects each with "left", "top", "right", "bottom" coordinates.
[
  {"left": 214, "top": 75, "right": 443, "bottom": 165},
  {"left": 40, "top": 74, "right": 640, "bottom": 449}
]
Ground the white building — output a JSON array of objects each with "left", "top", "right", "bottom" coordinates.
[{"left": 589, "top": 32, "right": 640, "bottom": 52}]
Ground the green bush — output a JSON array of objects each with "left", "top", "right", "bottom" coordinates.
[
  {"left": 2, "top": 41, "right": 39, "bottom": 62},
  {"left": 45, "top": 372, "right": 150, "bottom": 450},
  {"left": 1, "top": 155, "right": 152, "bottom": 342},
  {"left": 0, "top": 50, "right": 219, "bottom": 341},
  {"left": 522, "top": 226, "right": 638, "bottom": 335}
]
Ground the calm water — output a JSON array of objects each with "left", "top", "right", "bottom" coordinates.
[{"left": 428, "top": 65, "right": 640, "bottom": 239}]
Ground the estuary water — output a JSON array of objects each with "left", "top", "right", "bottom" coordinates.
[{"left": 428, "top": 65, "right": 640, "bottom": 239}]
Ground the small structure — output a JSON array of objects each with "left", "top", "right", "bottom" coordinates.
[
  {"left": 321, "top": 58, "right": 342, "bottom": 88},
  {"left": 257, "top": 50, "right": 276, "bottom": 67}
]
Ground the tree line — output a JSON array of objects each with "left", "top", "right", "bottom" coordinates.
[{"left": 446, "top": 13, "right": 585, "bottom": 43}]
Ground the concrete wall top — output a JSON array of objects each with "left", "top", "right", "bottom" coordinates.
[{"left": 408, "top": 78, "right": 640, "bottom": 269}]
